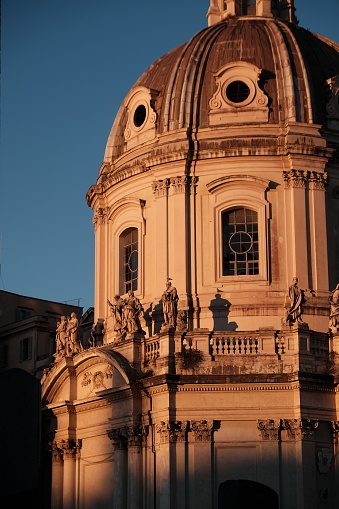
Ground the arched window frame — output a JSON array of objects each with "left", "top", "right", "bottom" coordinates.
[
  {"left": 108, "top": 198, "right": 145, "bottom": 298},
  {"left": 207, "top": 175, "right": 270, "bottom": 283}
]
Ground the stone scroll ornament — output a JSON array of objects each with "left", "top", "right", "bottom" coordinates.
[
  {"left": 107, "top": 290, "right": 144, "bottom": 340},
  {"left": 54, "top": 312, "right": 82, "bottom": 362},
  {"left": 285, "top": 277, "right": 306, "bottom": 325}
]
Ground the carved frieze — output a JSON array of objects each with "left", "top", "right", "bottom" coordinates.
[
  {"left": 258, "top": 419, "right": 280, "bottom": 440},
  {"left": 191, "top": 420, "right": 214, "bottom": 442},
  {"left": 283, "top": 170, "right": 327, "bottom": 190},
  {"left": 156, "top": 420, "right": 189, "bottom": 443},
  {"left": 281, "top": 418, "right": 318, "bottom": 440}
]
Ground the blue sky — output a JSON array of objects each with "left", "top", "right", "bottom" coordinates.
[{"left": 2, "top": 0, "right": 338, "bottom": 313}]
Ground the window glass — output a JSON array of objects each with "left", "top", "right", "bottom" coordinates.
[
  {"left": 120, "top": 228, "right": 138, "bottom": 293},
  {"left": 222, "top": 208, "right": 259, "bottom": 276}
]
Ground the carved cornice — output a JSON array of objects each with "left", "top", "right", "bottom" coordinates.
[
  {"left": 156, "top": 420, "right": 189, "bottom": 443},
  {"left": 283, "top": 170, "right": 327, "bottom": 190},
  {"left": 281, "top": 418, "right": 318, "bottom": 440},
  {"left": 257, "top": 419, "right": 280, "bottom": 440},
  {"left": 191, "top": 420, "right": 215, "bottom": 442},
  {"left": 50, "top": 439, "right": 82, "bottom": 461}
]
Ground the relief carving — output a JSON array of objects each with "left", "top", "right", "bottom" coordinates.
[
  {"left": 283, "top": 170, "right": 327, "bottom": 190},
  {"left": 81, "top": 365, "right": 113, "bottom": 390},
  {"left": 50, "top": 439, "right": 82, "bottom": 460},
  {"left": 156, "top": 421, "right": 189, "bottom": 443},
  {"left": 152, "top": 179, "right": 170, "bottom": 197},
  {"left": 258, "top": 419, "right": 280, "bottom": 440},
  {"left": 191, "top": 420, "right": 214, "bottom": 442},
  {"left": 92, "top": 207, "right": 110, "bottom": 228},
  {"left": 107, "top": 425, "right": 148, "bottom": 449},
  {"left": 282, "top": 418, "right": 318, "bottom": 440}
]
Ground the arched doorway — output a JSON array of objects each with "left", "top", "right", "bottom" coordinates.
[{"left": 218, "top": 479, "right": 279, "bottom": 509}]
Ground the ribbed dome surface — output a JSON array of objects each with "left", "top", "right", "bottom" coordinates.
[{"left": 106, "top": 17, "right": 339, "bottom": 162}]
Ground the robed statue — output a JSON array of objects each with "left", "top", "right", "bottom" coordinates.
[
  {"left": 161, "top": 279, "right": 179, "bottom": 328},
  {"left": 285, "top": 277, "right": 306, "bottom": 325},
  {"left": 329, "top": 284, "right": 339, "bottom": 329}
]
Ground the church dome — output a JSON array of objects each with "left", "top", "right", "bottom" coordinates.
[{"left": 97, "top": 9, "right": 339, "bottom": 175}]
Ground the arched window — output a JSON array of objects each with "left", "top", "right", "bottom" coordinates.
[
  {"left": 222, "top": 208, "right": 259, "bottom": 276},
  {"left": 120, "top": 228, "right": 138, "bottom": 293}
]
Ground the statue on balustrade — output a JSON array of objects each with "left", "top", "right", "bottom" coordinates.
[
  {"left": 108, "top": 291, "right": 144, "bottom": 340},
  {"left": 329, "top": 284, "right": 339, "bottom": 330},
  {"left": 54, "top": 312, "right": 82, "bottom": 362},
  {"left": 285, "top": 277, "right": 306, "bottom": 325},
  {"left": 161, "top": 279, "right": 179, "bottom": 328},
  {"left": 89, "top": 318, "right": 105, "bottom": 347}
]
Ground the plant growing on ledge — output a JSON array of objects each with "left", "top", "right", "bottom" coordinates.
[{"left": 176, "top": 349, "right": 204, "bottom": 370}]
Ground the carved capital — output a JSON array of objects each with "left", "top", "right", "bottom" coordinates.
[
  {"left": 156, "top": 420, "right": 189, "bottom": 443},
  {"left": 258, "top": 419, "right": 280, "bottom": 440},
  {"left": 331, "top": 421, "right": 339, "bottom": 443},
  {"left": 283, "top": 170, "right": 327, "bottom": 190},
  {"left": 92, "top": 207, "right": 110, "bottom": 228},
  {"left": 191, "top": 420, "right": 214, "bottom": 442},
  {"left": 52, "top": 439, "right": 82, "bottom": 460},
  {"left": 152, "top": 179, "right": 170, "bottom": 197},
  {"left": 107, "top": 425, "right": 148, "bottom": 449},
  {"left": 282, "top": 418, "right": 318, "bottom": 440}
]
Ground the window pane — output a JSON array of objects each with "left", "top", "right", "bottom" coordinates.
[
  {"left": 222, "top": 208, "right": 259, "bottom": 276},
  {"left": 121, "top": 228, "right": 138, "bottom": 293}
]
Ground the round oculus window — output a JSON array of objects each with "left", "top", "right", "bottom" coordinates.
[
  {"left": 225, "top": 80, "right": 251, "bottom": 104},
  {"left": 229, "top": 231, "right": 253, "bottom": 254},
  {"left": 133, "top": 104, "right": 147, "bottom": 127}
]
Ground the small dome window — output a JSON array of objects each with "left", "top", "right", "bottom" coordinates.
[
  {"left": 133, "top": 105, "right": 147, "bottom": 127},
  {"left": 225, "top": 80, "right": 250, "bottom": 104}
]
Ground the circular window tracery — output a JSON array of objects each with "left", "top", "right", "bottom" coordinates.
[
  {"left": 127, "top": 250, "right": 138, "bottom": 272},
  {"left": 225, "top": 80, "right": 251, "bottom": 104},
  {"left": 229, "top": 231, "right": 253, "bottom": 253}
]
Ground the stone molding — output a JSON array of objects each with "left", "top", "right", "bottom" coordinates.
[
  {"left": 281, "top": 418, "right": 318, "bottom": 440},
  {"left": 107, "top": 425, "right": 148, "bottom": 449},
  {"left": 50, "top": 439, "right": 82, "bottom": 461},
  {"left": 283, "top": 170, "right": 327, "bottom": 190},
  {"left": 156, "top": 420, "right": 189, "bottom": 443},
  {"left": 257, "top": 419, "right": 280, "bottom": 440}
]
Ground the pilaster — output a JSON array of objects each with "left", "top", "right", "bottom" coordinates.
[{"left": 189, "top": 420, "right": 215, "bottom": 509}]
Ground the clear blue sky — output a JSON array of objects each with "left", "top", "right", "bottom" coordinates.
[{"left": 2, "top": 0, "right": 338, "bottom": 313}]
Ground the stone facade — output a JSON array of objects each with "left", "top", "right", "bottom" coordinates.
[{"left": 42, "top": 1, "right": 339, "bottom": 508}]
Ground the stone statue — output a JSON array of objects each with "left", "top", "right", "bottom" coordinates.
[
  {"left": 54, "top": 315, "right": 68, "bottom": 361},
  {"left": 177, "top": 309, "right": 188, "bottom": 332},
  {"left": 89, "top": 318, "right": 105, "bottom": 347},
  {"left": 161, "top": 279, "right": 179, "bottom": 328},
  {"left": 329, "top": 284, "right": 339, "bottom": 329},
  {"left": 66, "top": 312, "right": 82, "bottom": 355},
  {"left": 123, "top": 290, "right": 143, "bottom": 334},
  {"left": 108, "top": 295, "right": 125, "bottom": 336},
  {"left": 285, "top": 277, "right": 306, "bottom": 325}
]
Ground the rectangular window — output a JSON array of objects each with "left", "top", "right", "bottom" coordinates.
[
  {"left": 20, "top": 337, "right": 32, "bottom": 362},
  {"left": 222, "top": 208, "right": 259, "bottom": 276},
  {"left": 0, "top": 344, "right": 8, "bottom": 368},
  {"left": 120, "top": 228, "right": 138, "bottom": 293}
]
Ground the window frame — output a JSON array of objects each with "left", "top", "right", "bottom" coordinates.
[
  {"left": 119, "top": 226, "right": 139, "bottom": 294},
  {"left": 207, "top": 175, "right": 270, "bottom": 284}
]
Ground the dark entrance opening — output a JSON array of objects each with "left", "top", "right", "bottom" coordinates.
[{"left": 218, "top": 479, "right": 279, "bottom": 509}]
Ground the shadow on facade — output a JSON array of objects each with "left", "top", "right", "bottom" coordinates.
[
  {"left": 209, "top": 293, "right": 238, "bottom": 331},
  {"left": 218, "top": 479, "right": 279, "bottom": 509}
]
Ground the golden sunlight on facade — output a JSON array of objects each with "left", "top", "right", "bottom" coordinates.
[{"left": 41, "top": 1, "right": 339, "bottom": 507}]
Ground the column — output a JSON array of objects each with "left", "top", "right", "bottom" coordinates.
[
  {"left": 281, "top": 418, "right": 318, "bottom": 509},
  {"left": 126, "top": 426, "right": 145, "bottom": 509},
  {"left": 58, "top": 439, "right": 82, "bottom": 509},
  {"left": 257, "top": 420, "right": 281, "bottom": 495},
  {"left": 93, "top": 206, "right": 110, "bottom": 323},
  {"left": 156, "top": 420, "right": 189, "bottom": 509},
  {"left": 107, "top": 428, "right": 128, "bottom": 509},
  {"left": 190, "top": 420, "right": 215, "bottom": 509},
  {"left": 50, "top": 441, "right": 64, "bottom": 509}
]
